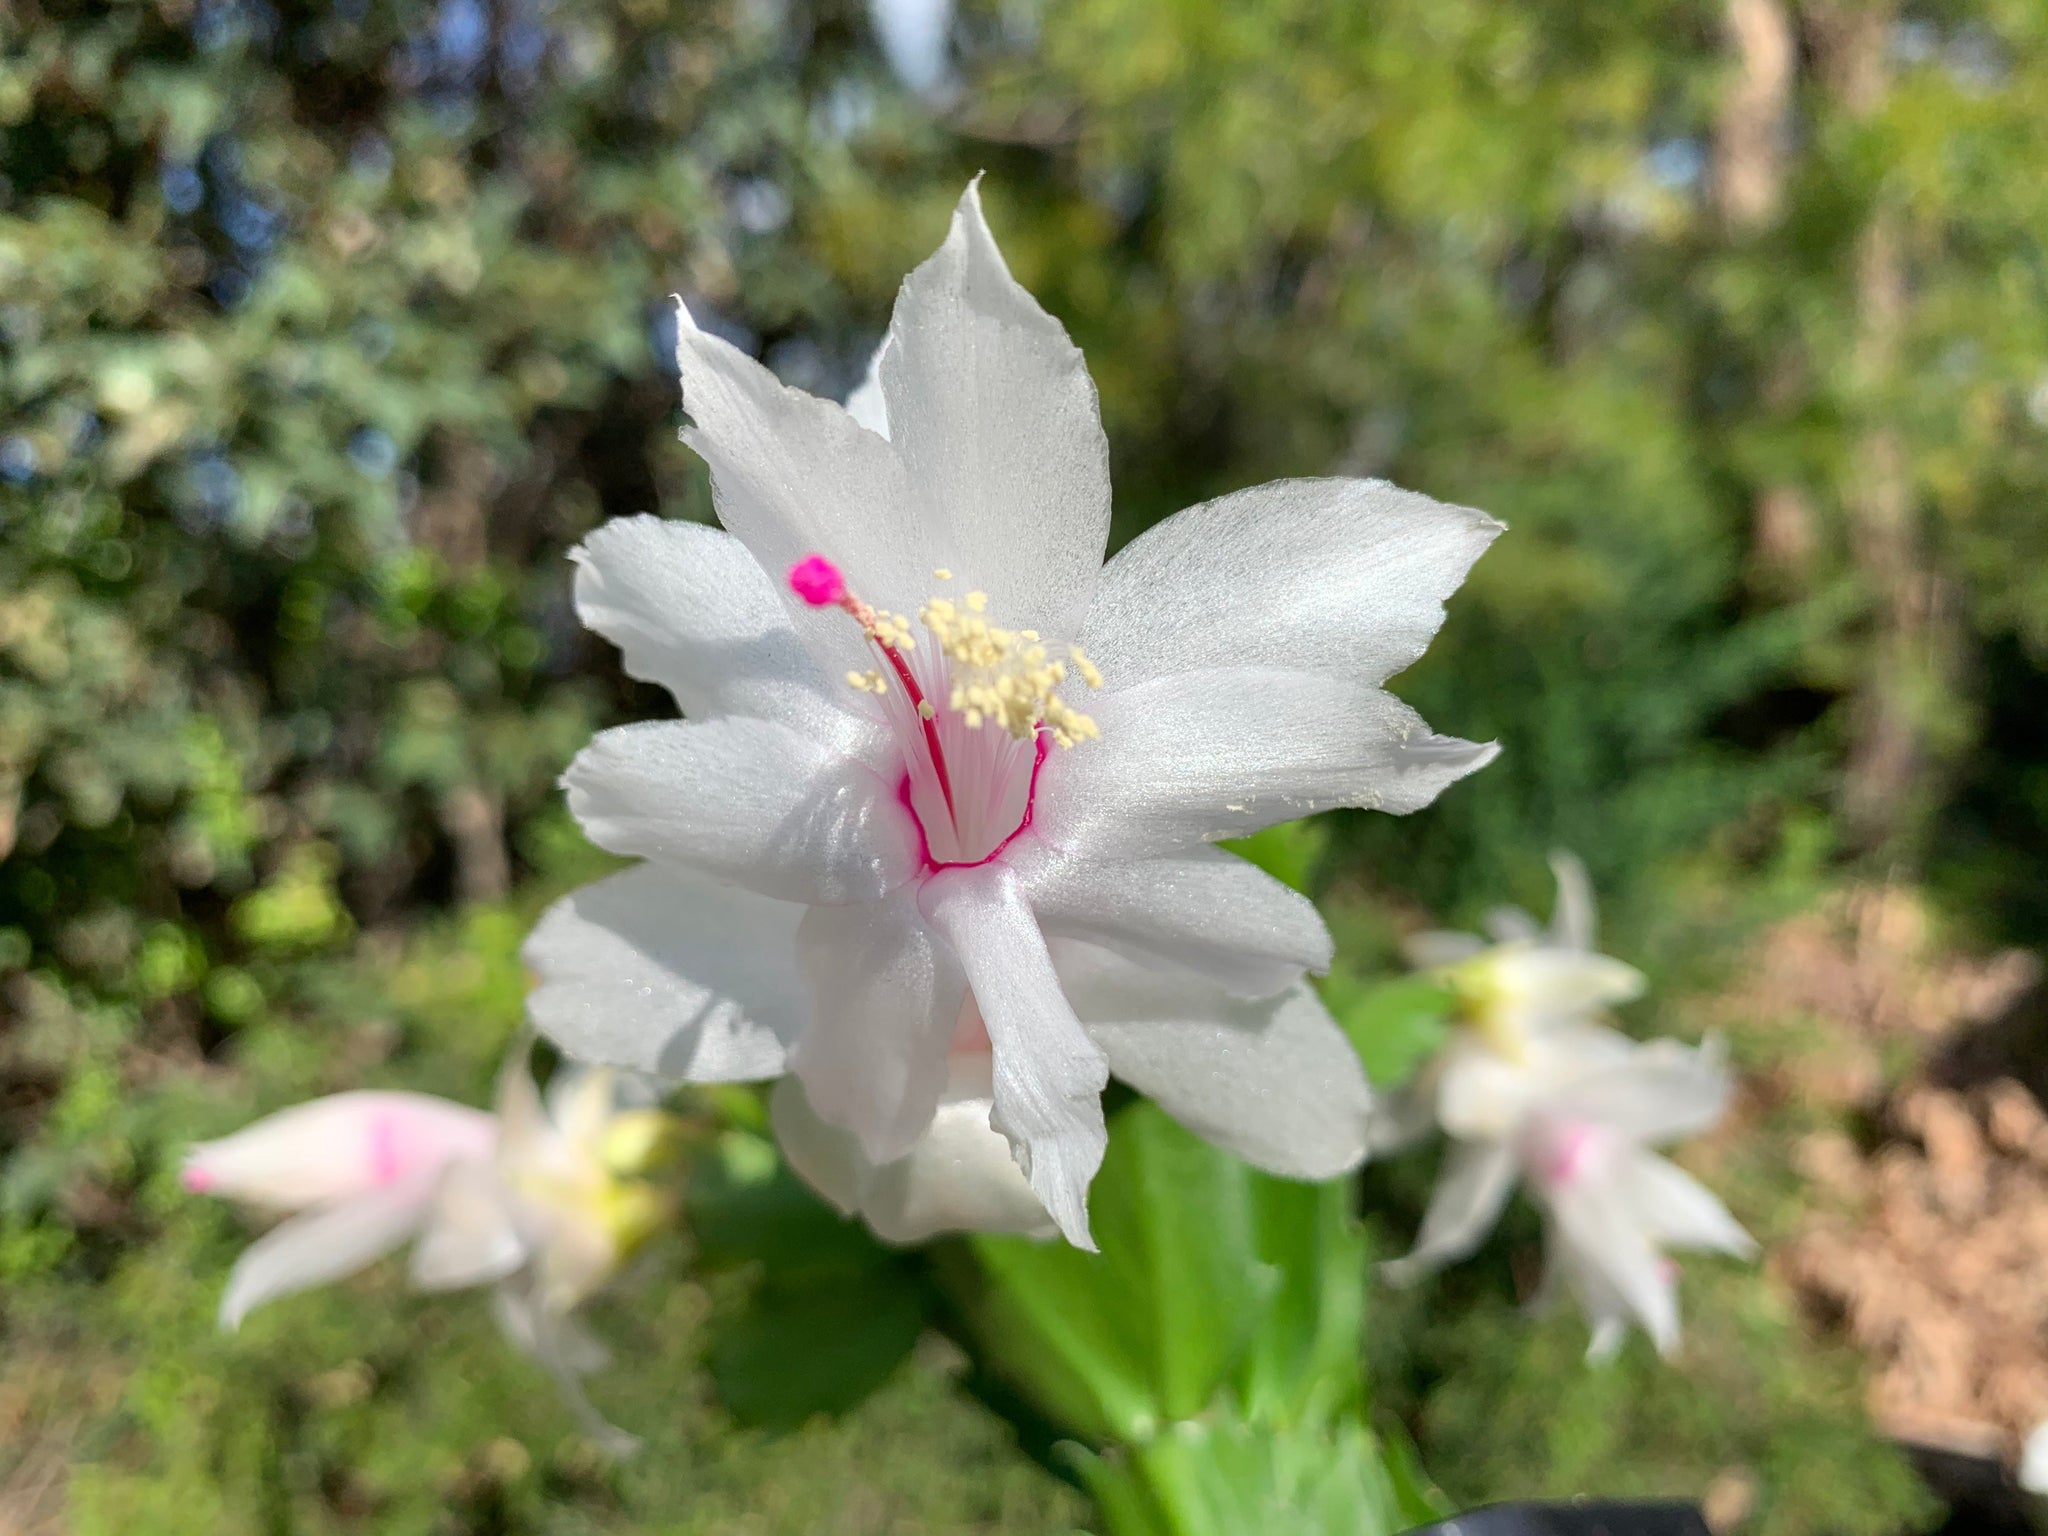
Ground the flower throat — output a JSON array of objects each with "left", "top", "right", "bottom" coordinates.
[{"left": 787, "top": 554, "right": 1101, "bottom": 866}]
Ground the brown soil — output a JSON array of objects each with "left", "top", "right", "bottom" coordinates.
[{"left": 1726, "top": 885, "right": 2048, "bottom": 1468}]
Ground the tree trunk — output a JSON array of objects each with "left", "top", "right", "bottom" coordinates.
[{"left": 1807, "top": 1, "right": 1957, "bottom": 860}]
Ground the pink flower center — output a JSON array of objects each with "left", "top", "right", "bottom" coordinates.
[
  {"left": 788, "top": 554, "right": 1096, "bottom": 866},
  {"left": 1532, "top": 1118, "right": 1612, "bottom": 1190}
]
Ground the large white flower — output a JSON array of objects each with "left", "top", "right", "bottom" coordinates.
[
  {"left": 183, "top": 1051, "right": 674, "bottom": 1452},
  {"left": 1380, "top": 857, "right": 1753, "bottom": 1359},
  {"left": 525, "top": 181, "right": 1501, "bottom": 1248}
]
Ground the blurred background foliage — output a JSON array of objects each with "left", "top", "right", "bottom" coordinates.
[{"left": 4, "top": 0, "right": 2045, "bottom": 1528}]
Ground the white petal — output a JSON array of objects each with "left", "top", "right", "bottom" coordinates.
[
  {"left": 492, "top": 1280, "right": 640, "bottom": 1458},
  {"left": 1012, "top": 837, "right": 1331, "bottom": 999},
  {"left": 1482, "top": 907, "right": 1544, "bottom": 945},
  {"left": 2019, "top": 1420, "right": 2048, "bottom": 1495},
  {"left": 673, "top": 297, "right": 932, "bottom": 682},
  {"left": 410, "top": 1159, "right": 530, "bottom": 1291},
  {"left": 184, "top": 1092, "right": 495, "bottom": 1210},
  {"left": 1364, "top": 1078, "right": 1442, "bottom": 1157},
  {"left": 1547, "top": 851, "right": 1598, "bottom": 952},
  {"left": 545, "top": 1066, "right": 624, "bottom": 1153},
  {"left": 1488, "top": 946, "right": 1646, "bottom": 1021},
  {"left": 1054, "top": 941, "right": 1372, "bottom": 1180},
  {"left": 1623, "top": 1151, "right": 1755, "bottom": 1258},
  {"left": 844, "top": 339, "right": 891, "bottom": 438},
  {"left": 1549, "top": 1037, "right": 1734, "bottom": 1145},
  {"left": 771, "top": 1053, "right": 1055, "bottom": 1244},
  {"left": 562, "top": 718, "right": 917, "bottom": 904},
  {"left": 1381, "top": 1139, "right": 1519, "bottom": 1285},
  {"left": 767, "top": 1076, "right": 866, "bottom": 1217},
  {"left": 218, "top": 1177, "right": 438, "bottom": 1329},
  {"left": 788, "top": 892, "right": 966, "bottom": 1165},
  {"left": 491, "top": 1044, "right": 552, "bottom": 1168},
  {"left": 525, "top": 864, "right": 808, "bottom": 1081},
  {"left": 571, "top": 516, "right": 876, "bottom": 753},
  {"left": 1434, "top": 1022, "right": 1636, "bottom": 1141},
  {"left": 1079, "top": 476, "right": 1500, "bottom": 691},
  {"left": 879, "top": 181, "right": 1111, "bottom": 642},
  {"left": 1585, "top": 1314, "right": 1632, "bottom": 1364},
  {"left": 920, "top": 865, "right": 1109, "bottom": 1249},
  {"left": 1402, "top": 929, "right": 1487, "bottom": 970},
  {"left": 1032, "top": 667, "right": 1497, "bottom": 862},
  {"left": 1543, "top": 1179, "right": 1680, "bottom": 1357}
]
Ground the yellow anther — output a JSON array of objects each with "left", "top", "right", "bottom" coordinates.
[
  {"left": 918, "top": 701, "right": 936, "bottom": 720},
  {"left": 916, "top": 588, "right": 1099, "bottom": 747},
  {"left": 845, "top": 668, "right": 889, "bottom": 695},
  {"left": 933, "top": 567, "right": 953, "bottom": 581}
]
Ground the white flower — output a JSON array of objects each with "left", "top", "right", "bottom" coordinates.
[
  {"left": 1373, "top": 852, "right": 1647, "bottom": 1153},
  {"left": 526, "top": 180, "right": 1500, "bottom": 1249},
  {"left": 1380, "top": 856, "right": 1753, "bottom": 1360},
  {"left": 183, "top": 1050, "right": 674, "bottom": 1452}
]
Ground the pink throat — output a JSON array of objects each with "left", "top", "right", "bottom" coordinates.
[
  {"left": 1536, "top": 1120, "right": 1609, "bottom": 1189},
  {"left": 902, "top": 732, "right": 1049, "bottom": 876}
]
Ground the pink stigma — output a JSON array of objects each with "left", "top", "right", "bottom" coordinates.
[
  {"left": 180, "top": 1164, "right": 215, "bottom": 1194},
  {"left": 788, "top": 554, "right": 847, "bottom": 607}
]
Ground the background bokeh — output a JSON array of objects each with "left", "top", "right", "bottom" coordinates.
[{"left": 5, "top": 0, "right": 2046, "bottom": 1530}]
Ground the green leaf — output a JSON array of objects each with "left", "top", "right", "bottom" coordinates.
[
  {"left": 1220, "top": 819, "right": 1331, "bottom": 894},
  {"left": 953, "top": 1101, "right": 1277, "bottom": 1441},
  {"left": 708, "top": 1264, "right": 931, "bottom": 1428},
  {"left": 1323, "top": 973, "right": 1455, "bottom": 1088},
  {"left": 1072, "top": 1416, "right": 1403, "bottom": 1536},
  {"left": 1235, "top": 1173, "right": 1369, "bottom": 1429},
  {"left": 686, "top": 1143, "right": 895, "bottom": 1284}
]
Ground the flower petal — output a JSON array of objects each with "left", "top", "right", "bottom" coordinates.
[
  {"left": 1434, "top": 1022, "right": 1637, "bottom": 1141},
  {"left": 844, "top": 339, "right": 891, "bottom": 438},
  {"left": 1033, "top": 667, "right": 1497, "bottom": 861},
  {"left": 1543, "top": 1177, "right": 1680, "bottom": 1357},
  {"left": 1011, "top": 837, "right": 1331, "bottom": 1000},
  {"left": 184, "top": 1092, "right": 495, "bottom": 1210},
  {"left": 1080, "top": 476, "right": 1500, "bottom": 691},
  {"left": 879, "top": 181, "right": 1111, "bottom": 641},
  {"left": 571, "top": 516, "right": 876, "bottom": 753},
  {"left": 789, "top": 891, "right": 966, "bottom": 1165},
  {"left": 410, "top": 1158, "right": 530, "bottom": 1291},
  {"left": 525, "top": 864, "right": 808, "bottom": 1081},
  {"left": 218, "top": 1177, "right": 439, "bottom": 1329},
  {"left": 562, "top": 718, "right": 918, "bottom": 904},
  {"left": 1053, "top": 941, "right": 1372, "bottom": 1180},
  {"left": 920, "top": 865, "right": 1109, "bottom": 1249},
  {"left": 1364, "top": 1078, "right": 1442, "bottom": 1156},
  {"left": 1486, "top": 946, "right": 1646, "bottom": 1028},
  {"left": 492, "top": 1278, "right": 640, "bottom": 1458},
  {"left": 1547, "top": 851, "right": 1598, "bottom": 952},
  {"left": 1482, "top": 906, "right": 1544, "bottom": 944},
  {"left": 771, "top": 1051, "right": 1056, "bottom": 1244},
  {"left": 1381, "top": 1139, "right": 1519, "bottom": 1285},
  {"left": 673, "top": 296, "right": 930, "bottom": 681},
  {"left": 1549, "top": 1037, "right": 1734, "bottom": 1145},
  {"left": 1624, "top": 1151, "right": 1754, "bottom": 1258}
]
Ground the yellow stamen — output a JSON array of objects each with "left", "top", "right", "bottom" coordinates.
[{"left": 917, "top": 590, "right": 1102, "bottom": 746}]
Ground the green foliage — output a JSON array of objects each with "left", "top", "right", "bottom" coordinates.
[
  {"left": 3, "top": 0, "right": 2017, "bottom": 1527},
  {"left": 946, "top": 1102, "right": 1413, "bottom": 1536},
  {"left": 690, "top": 1139, "right": 935, "bottom": 1428},
  {"left": 3, "top": 876, "right": 1085, "bottom": 1534}
]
